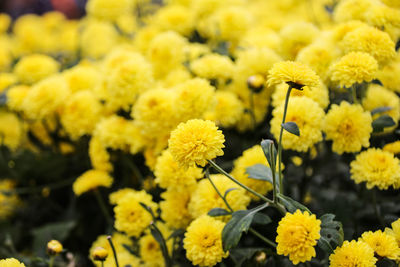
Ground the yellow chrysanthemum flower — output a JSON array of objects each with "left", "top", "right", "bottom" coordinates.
[
  {"left": 341, "top": 26, "right": 396, "bottom": 65},
  {"left": 168, "top": 119, "right": 225, "bottom": 168},
  {"left": 329, "top": 52, "right": 378, "bottom": 88},
  {"left": 377, "top": 58, "right": 400, "bottom": 93},
  {"left": 333, "top": 0, "right": 374, "bottom": 22},
  {"left": 276, "top": 210, "right": 321, "bottom": 265},
  {"left": 0, "top": 73, "right": 17, "bottom": 92},
  {"left": 73, "top": 170, "right": 113, "bottom": 196},
  {"left": 350, "top": 148, "right": 400, "bottom": 190},
  {"left": 0, "top": 258, "right": 26, "bottom": 267},
  {"left": 153, "top": 5, "right": 195, "bottom": 36},
  {"left": 86, "top": 0, "right": 134, "bottom": 21},
  {"left": 188, "top": 174, "right": 250, "bottom": 219},
  {"left": 190, "top": 53, "right": 234, "bottom": 82},
  {"left": 160, "top": 188, "right": 193, "bottom": 229},
  {"left": 231, "top": 145, "right": 284, "bottom": 200},
  {"left": 205, "top": 91, "right": 243, "bottom": 128},
  {"left": 62, "top": 64, "right": 101, "bottom": 93},
  {"left": 6, "top": 85, "right": 30, "bottom": 112},
  {"left": 329, "top": 240, "right": 377, "bottom": 267},
  {"left": 385, "top": 219, "right": 400, "bottom": 247},
  {"left": 323, "top": 101, "right": 372, "bottom": 154},
  {"left": 271, "top": 97, "right": 325, "bottom": 152},
  {"left": 267, "top": 61, "right": 320, "bottom": 90},
  {"left": 383, "top": 141, "right": 400, "bottom": 155},
  {"left": 14, "top": 54, "right": 59, "bottom": 85},
  {"left": 89, "top": 136, "right": 113, "bottom": 172},
  {"left": 360, "top": 230, "right": 400, "bottom": 260},
  {"left": 114, "top": 191, "right": 158, "bottom": 237},
  {"left": 0, "top": 111, "right": 24, "bottom": 151},
  {"left": 0, "top": 179, "right": 21, "bottom": 219},
  {"left": 184, "top": 215, "right": 228, "bottom": 267},
  {"left": 155, "top": 149, "right": 203, "bottom": 190}
]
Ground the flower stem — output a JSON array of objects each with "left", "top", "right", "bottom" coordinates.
[
  {"left": 248, "top": 228, "right": 277, "bottom": 248},
  {"left": 94, "top": 189, "right": 113, "bottom": 226},
  {"left": 351, "top": 85, "right": 358, "bottom": 104},
  {"left": 372, "top": 189, "right": 385, "bottom": 228},
  {"left": 205, "top": 168, "right": 233, "bottom": 212},
  {"left": 49, "top": 256, "right": 54, "bottom": 267},
  {"left": 277, "top": 86, "right": 293, "bottom": 195},
  {"left": 107, "top": 236, "right": 119, "bottom": 267}
]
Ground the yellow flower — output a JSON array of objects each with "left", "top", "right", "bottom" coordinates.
[
  {"left": 160, "top": 188, "right": 193, "bottom": 229},
  {"left": 0, "top": 111, "right": 25, "bottom": 151},
  {"left": 385, "top": 219, "right": 400, "bottom": 247},
  {"left": 383, "top": 141, "right": 400, "bottom": 155},
  {"left": 153, "top": 5, "right": 195, "bottom": 36},
  {"left": 329, "top": 240, "right": 377, "bottom": 267},
  {"left": 60, "top": 91, "right": 103, "bottom": 140},
  {"left": 22, "top": 75, "right": 70, "bottom": 120},
  {"left": 377, "top": 58, "right": 400, "bottom": 93},
  {"left": 0, "top": 258, "right": 26, "bottom": 267},
  {"left": 271, "top": 97, "right": 325, "bottom": 152},
  {"left": 154, "top": 149, "right": 203, "bottom": 190},
  {"left": 47, "top": 240, "right": 63, "bottom": 255},
  {"left": 0, "top": 14, "right": 11, "bottom": 34},
  {"left": 89, "top": 136, "right": 113, "bottom": 172},
  {"left": 188, "top": 174, "right": 250, "bottom": 219},
  {"left": 6, "top": 85, "right": 30, "bottom": 112},
  {"left": 231, "top": 145, "right": 283, "bottom": 200},
  {"left": 0, "top": 73, "right": 18, "bottom": 92},
  {"left": 276, "top": 210, "right": 321, "bottom": 265},
  {"left": 14, "top": 54, "right": 59, "bottom": 85},
  {"left": 323, "top": 101, "right": 372, "bottom": 154},
  {"left": 91, "top": 247, "right": 108, "bottom": 262},
  {"left": 114, "top": 191, "right": 158, "bottom": 237},
  {"left": 62, "top": 64, "right": 101, "bottom": 93},
  {"left": 86, "top": 0, "right": 134, "bottom": 21},
  {"left": 205, "top": 91, "right": 243, "bottom": 128},
  {"left": 360, "top": 230, "right": 400, "bottom": 260},
  {"left": 267, "top": 61, "right": 320, "bottom": 90},
  {"left": 340, "top": 26, "right": 396, "bottom": 65},
  {"left": 0, "top": 179, "right": 21, "bottom": 219},
  {"left": 73, "top": 170, "right": 113, "bottom": 196},
  {"left": 350, "top": 148, "right": 400, "bottom": 190},
  {"left": 184, "top": 215, "right": 228, "bottom": 267},
  {"left": 190, "top": 53, "right": 234, "bottom": 81},
  {"left": 329, "top": 52, "right": 378, "bottom": 88},
  {"left": 168, "top": 119, "right": 225, "bottom": 167},
  {"left": 333, "top": 0, "right": 374, "bottom": 22}
]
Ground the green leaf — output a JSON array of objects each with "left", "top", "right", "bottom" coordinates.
[
  {"left": 167, "top": 229, "right": 185, "bottom": 240},
  {"left": 245, "top": 164, "right": 273, "bottom": 184},
  {"left": 277, "top": 193, "right": 310, "bottom": 213},
  {"left": 251, "top": 213, "right": 272, "bottom": 225},
  {"left": 318, "top": 214, "right": 344, "bottom": 254},
  {"left": 229, "top": 248, "right": 268, "bottom": 267},
  {"left": 261, "top": 139, "right": 277, "bottom": 174},
  {"left": 282, "top": 121, "right": 300, "bottom": 136},
  {"left": 150, "top": 225, "right": 171, "bottom": 266},
  {"left": 224, "top": 188, "right": 239, "bottom": 199},
  {"left": 139, "top": 202, "right": 156, "bottom": 220},
  {"left": 371, "top": 106, "right": 392, "bottom": 116},
  {"left": 208, "top": 208, "right": 231, "bottom": 217},
  {"left": 372, "top": 115, "right": 395, "bottom": 132},
  {"left": 222, "top": 203, "right": 269, "bottom": 252}
]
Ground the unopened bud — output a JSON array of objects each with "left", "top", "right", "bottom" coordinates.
[
  {"left": 47, "top": 240, "right": 63, "bottom": 256},
  {"left": 247, "top": 74, "right": 265, "bottom": 92},
  {"left": 255, "top": 251, "right": 267, "bottom": 263},
  {"left": 92, "top": 246, "right": 108, "bottom": 261}
]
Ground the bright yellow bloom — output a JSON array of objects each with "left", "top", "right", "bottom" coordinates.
[
  {"left": 350, "top": 148, "right": 400, "bottom": 190},
  {"left": 73, "top": 170, "right": 113, "bottom": 196},
  {"left": 0, "top": 258, "right": 26, "bottom": 267},
  {"left": 0, "top": 179, "right": 21, "bottom": 219},
  {"left": 6, "top": 85, "right": 30, "bottom": 112},
  {"left": 323, "top": 102, "right": 372, "bottom": 154},
  {"left": 360, "top": 230, "right": 400, "bottom": 260},
  {"left": 333, "top": 0, "right": 374, "bottom": 22},
  {"left": 330, "top": 52, "right": 378, "bottom": 88},
  {"left": 91, "top": 247, "right": 108, "bottom": 261},
  {"left": 271, "top": 97, "right": 325, "bottom": 152},
  {"left": 385, "top": 219, "right": 400, "bottom": 247},
  {"left": 188, "top": 174, "right": 250, "bottom": 219},
  {"left": 155, "top": 149, "right": 203, "bottom": 190},
  {"left": 184, "top": 215, "right": 228, "bottom": 267},
  {"left": 168, "top": 119, "right": 225, "bottom": 168},
  {"left": 62, "top": 64, "right": 101, "bottom": 93},
  {"left": 377, "top": 58, "right": 400, "bottom": 93},
  {"left": 329, "top": 240, "right": 377, "bottom": 267},
  {"left": 190, "top": 53, "right": 234, "bottom": 81},
  {"left": 0, "top": 111, "right": 24, "bottom": 151},
  {"left": 153, "top": 5, "right": 195, "bottom": 36},
  {"left": 205, "top": 91, "right": 243, "bottom": 128},
  {"left": 267, "top": 61, "right": 320, "bottom": 89},
  {"left": 47, "top": 240, "right": 63, "bottom": 255},
  {"left": 341, "top": 26, "right": 396, "bottom": 65},
  {"left": 14, "top": 54, "right": 59, "bottom": 85},
  {"left": 0, "top": 73, "right": 17, "bottom": 92},
  {"left": 276, "top": 210, "right": 321, "bottom": 265},
  {"left": 86, "top": 0, "right": 134, "bottom": 21},
  {"left": 89, "top": 136, "right": 113, "bottom": 172},
  {"left": 160, "top": 188, "right": 193, "bottom": 229},
  {"left": 383, "top": 141, "right": 400, "bottom": 155}
]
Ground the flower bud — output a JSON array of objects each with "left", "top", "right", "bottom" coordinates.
[
  {"left": 92, "top": 246, "right": 108, "bottom": 261},
  {"left": 47, "top": 240, "right": 63, "bottom": 256},
  {"left": 247, "top": 74, "right": 265, "bottom": 93}
]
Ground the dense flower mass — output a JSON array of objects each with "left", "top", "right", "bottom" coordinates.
[
  {"left": 360, "top": 230, "right": 400, "bottom": 260},
  {"left": 0, "top": 258, "right": 26, "bottom": 267},
  {"left": 329, "top": 240, "right": 377, "bottom": 267}
]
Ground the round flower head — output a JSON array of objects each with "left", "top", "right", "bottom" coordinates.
[
  {"left": 333, "top": 0, "right": 374, "bottom": 22},
  {"left": 383, "top": 141, "right": 400, "bottom": 155},
  {"left": 271, "top": 97, "right": 325, "bottom": 152},
  {"left": 267, "top": 61, "right": 320, "bottom": 90},
  {"left": 154, "top": 149, "right": 203, "bottom": 190},
  {"left": 47, "top": 240, "right": 63, "bottom": 255},
  {"left": 190, "top": 53, "right": 234, "bottom": 82},
  {"left": 205, "top": 91, "right": 243, "bottom": 128},
  {"left": 73, "top": 169, "right": 113, "bottom": 196},
  {"left": 340, "top": 26, "right": 396, "bottom": 65},
  {"left": 7, "top": 85, "right": 30, "bottom": 112},
  {"left": 114, "top": 191, "right": 157, "bottom": 237},
  {"left": 0, "top": 111, "right": 24, "bottom": 151},
  {"left": 0, "top": 258, "right": 26, "bottom": 267},
  {"left": 276, "top": 210, "right": 321, "bottom": 265},
  {"left": 323, "top": 101, "right": 372, "bottom": 154},
  {"left": 14, "top": 54, "right": 59, "bottom": 85},
  {"left": 62, "top": 64, "right": 101, "bottom": 93},
  {"left": 153, "top": 5, "right": 194, "bottom": 36},
  {"left": 360, "top": 230, "right": 400, "bottom": 260},
  {"left": 160, "top": 188, "right": 193, "bottom": 229},
  {"left": 385, "top": 219, "right": 400, "bottom": 246},
  {"left": 329, "top": 240, "right": 377, "bottom": 267},
  {"left": 168, "top": 119, "right": 225, "bottom": 168},
  {"left": 184, "top": 215, "right": 229, "bottom": 267},
  {"left": 89, "top": 136, "right": 113, "bottom": 172},
  {"left": 377, "top": 58, "right": 400, "bottom": 93},
  {"left": 92, "top": 247, "right": 108, "bottom": 262},
  {"left": 330, "top": 52, "right": 378, "bottom": 88},
  {"left": 350, "top": 148, "right": 400, "bottom": 190},
  {"left": 188, "top": 174, "right": 250, "bottom": 219},
  {"left": 86, "top": 0, "right": 134, "bottom": 21}
]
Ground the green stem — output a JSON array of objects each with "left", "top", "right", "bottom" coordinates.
[
  {"left": 249, "top": 90, "right": 257, "bottom": 130},
  {"left": 150, "top": 223, "right": 172, "bottom": 267},
  {"left": 351, "top": 85, "right": 358, "bottom": 104},
  {"left": 278, "top": 86, "right": 293, "bottom": 195},
  {"left": 49, "top": 256, "right": 54, "bottom": 267},
  {"left": 249, "top": 228, "right": 277, "bottom": 248},
  {"left": 101, "top": 262, "right": 104, "bottom": 267},
  {"left": 205, "top": 168, "right": 233, "bottom": 212},
  {"left": 372, "top": 189, "right": 385, "bottom": 228},
  {"left": 94, "top": 189, "right": 113, "bottom": 226},
  {"left": 107, "top": 236, "right": 119, "bottom": 267}
]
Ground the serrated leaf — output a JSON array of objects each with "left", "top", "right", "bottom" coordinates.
[
  {"left": 318, "top": 214, "right": 344, "bottom": 254},
  {"left": 208, "top": 208, "right": 231, "bottom": 217},
  {"left": 251, "top": 213, "right": 272, "bottom": 225},
  {"left": 277, "top": 193, "right": 310, "bottom": 213},
  {"left": 224, "top": 188, "right": 238, "bottom": 199},
  {"left": 372, "top": 115, "right": 395, "bottom": 132},
  {"left": 222, "top": 203, "right": 269, "bottom": 252},
  {"left": 282, "top": 122, "right": 300, "bottom": 136},
  {"left": 245, "top": 164, "right": 273, "bottom": 184},
  {"left": 371, "top": 106, "right": 392, "bottom": 116},
  {"left": 261, "top": 139, "right": 277, "bottom": 173}
]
